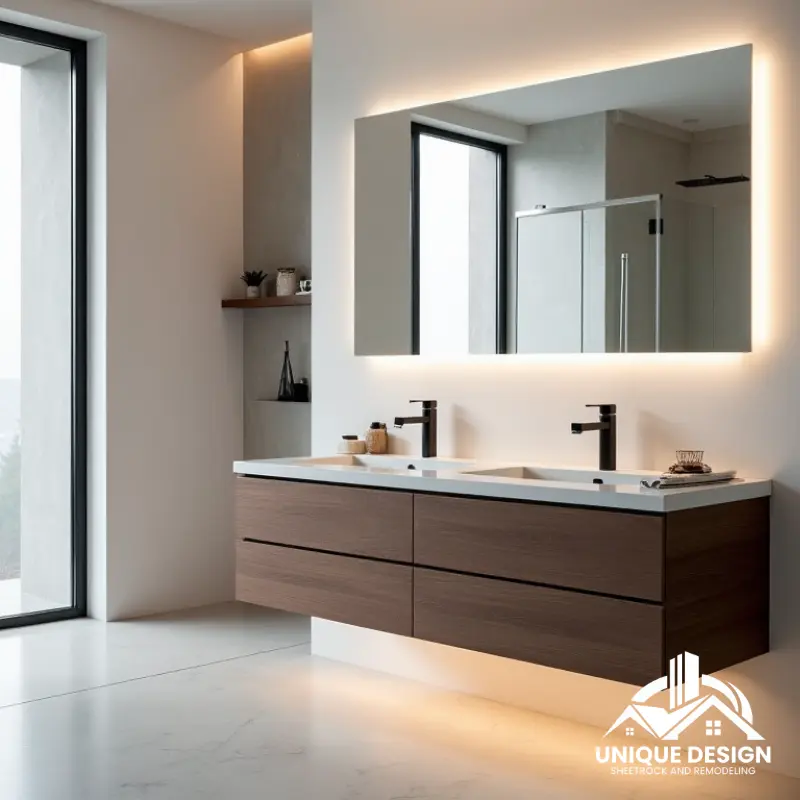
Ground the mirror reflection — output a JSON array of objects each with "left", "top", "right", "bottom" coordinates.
[{"left": 354, "top": 45, "right": 752, "bottom": 355}]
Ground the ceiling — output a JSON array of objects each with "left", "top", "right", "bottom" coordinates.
[
  {"left": 457, "top": 46, "right": 752, "bottom": 132},
  {"left": 92, "top": 0, "right": 311, "bottom": 48}
]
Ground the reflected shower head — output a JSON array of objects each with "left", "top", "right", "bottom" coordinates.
[{"left": 676, "top": 174, "right": 750, "bottom": 188}]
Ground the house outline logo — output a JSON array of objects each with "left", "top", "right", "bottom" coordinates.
[{"left": 604, "top": 652, "right": 763, "bottom": 742}]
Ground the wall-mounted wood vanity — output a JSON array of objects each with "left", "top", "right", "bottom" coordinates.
[{"left": 234, "top": 474, "right": 769, "bottom": 685}]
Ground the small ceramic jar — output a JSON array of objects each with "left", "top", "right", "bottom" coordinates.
[
  {"left": 338, "top": 436, "right": 367, "bottom": 455},
  {"left": 276, "top": 268, "right": 298, "bottom": 296},
  {"left": 245, "top": 285, "right": 260, "bottom": 299},
  {"left": 365, "top": 422, "right": 388, "bottom": 455}
]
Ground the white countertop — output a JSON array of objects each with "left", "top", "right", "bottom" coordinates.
[{"left": 232, "top": 455, "right": 772, "bottom": 513}]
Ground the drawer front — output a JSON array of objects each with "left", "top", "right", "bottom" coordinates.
[
  {"left": 236, "top": 477, "right": 413, "bottom": 562},
  {"left": 237, "top": 541, "right": 412, "bottom": 635},
  {"left": 414, "top": 494, "right": 663, "bottom": 601},
  {"left": 414, "top": 569, "right": 663, "bottom": 685}
]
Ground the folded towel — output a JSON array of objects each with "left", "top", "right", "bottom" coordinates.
[{"left": 640, "top": 470, "right": 738, "bottom": 489}]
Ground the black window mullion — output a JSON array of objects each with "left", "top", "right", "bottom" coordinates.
[{"left": 0, "top": 20, "right": 88, "bottom": 628}]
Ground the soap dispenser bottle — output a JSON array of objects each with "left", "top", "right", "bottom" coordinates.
[{"left": 365, "top": 422, "right": 388, "bottom": 455}]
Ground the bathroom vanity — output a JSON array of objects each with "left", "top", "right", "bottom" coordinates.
[{"left": 233, "top": 456, "right": 770, "bottom": 685}]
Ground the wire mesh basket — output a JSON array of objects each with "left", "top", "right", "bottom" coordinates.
[{"left": 676, "top": 450, "right": 704, "bottom": 466}]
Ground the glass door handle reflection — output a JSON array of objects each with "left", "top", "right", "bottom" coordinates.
[{"left": 619, "top": 253, "right": 630, "bottom": 353}]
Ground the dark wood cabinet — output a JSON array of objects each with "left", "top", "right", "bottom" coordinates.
[
  {"left": 235, "top": 476, "right": 413, "bottom": 561},
  {"left": 664, "top": 498, "right": 770, "bottom": 672},
  {"left": 414, "top": 568, "right": 664, "bottom": 685},
  {"left": 237, "top": 541, "right": 412, "bottom": 635},
  {"left": 235, "top": 476, "right": 770, "bottom": 684},
  {"left": 414, "top": 494, "right": 664, "bottom": 601}
]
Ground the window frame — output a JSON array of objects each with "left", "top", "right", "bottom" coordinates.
[
  {"left": 410, "top": 122, "right": 508, "bottom": 354},
  {"left": 0, "top": 19, "right": 88, "bottom": 629}
]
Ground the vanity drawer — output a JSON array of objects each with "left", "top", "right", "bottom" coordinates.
[
  {"left": 413, "top": 494, "right": 663, "bottom": 601},
  {"left": 235, "top": 477, "right": 413, "bottom": 561},
  {"left": 237, "top": 541, "right": 412, "bottom": 635},
  {"left": 414, "top": 568, "right": 663, "bottom": 685}
]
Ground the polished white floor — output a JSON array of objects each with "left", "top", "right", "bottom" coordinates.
[{"left": 0, "top": 603, "right": 797, "bottom": 800}]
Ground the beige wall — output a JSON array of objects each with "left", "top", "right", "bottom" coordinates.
[
  {"left": 311, "top": 0, "right": 798, "bottom": 777},
  {"left": 354, "top": 110, "right": 414, "bottom": 355},
  {"left": 243, "top": 37, "right": 312, "bottom": 457},
  {"left": 1, "top": 0, "right": 244, "bottom": 620}
]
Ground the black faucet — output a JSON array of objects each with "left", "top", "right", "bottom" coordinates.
[
  {"left": 394, "top": 400, "right": 438, "bottom": 458},
  {"left": 571, "top": 404, "right": 617, "bottom": 471}
]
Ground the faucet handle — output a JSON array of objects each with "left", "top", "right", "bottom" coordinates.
[
  {"left": 586, "top": 403, "right": 616, "bottom": 415},
  {"left": 411, "top": 400, "right": 437, "bottom": 408}
]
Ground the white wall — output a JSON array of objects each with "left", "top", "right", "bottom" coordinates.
[
  {"left": 1, "top": 0, "right": 244, "bottom": 620},
  {"left": 312, "top": 0, "right": 798, "bottom": 777}
]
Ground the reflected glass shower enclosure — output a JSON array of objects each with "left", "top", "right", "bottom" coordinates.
[{"left": 514, "top": 194, "right": 728, "bottom": 354}]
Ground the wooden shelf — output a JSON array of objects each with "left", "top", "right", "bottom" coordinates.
[{"left": 222, "top": 295, "right": 311, "bottom": 309}]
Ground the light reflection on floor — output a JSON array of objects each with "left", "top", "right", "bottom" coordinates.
[{"left": 0, "top": 603, "right": 795, "bottom": 800}]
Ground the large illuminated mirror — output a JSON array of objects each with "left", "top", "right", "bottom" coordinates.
[{"left": 354, "top": 45, "right": 752, "bottom": 355}]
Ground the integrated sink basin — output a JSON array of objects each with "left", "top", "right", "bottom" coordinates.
[
  {"left": 465, "top": 465, "right": 652, "bottom": 487},
  {"left": 234, "top": 454, "right": 770, "bottom": 513},
  {"left": 282, "top": 454, "right": 475, "bottom": 472}
]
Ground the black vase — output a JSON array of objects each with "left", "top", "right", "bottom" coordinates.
[{"left": 277, "top": 340, "right": 296, "bottom": 401}]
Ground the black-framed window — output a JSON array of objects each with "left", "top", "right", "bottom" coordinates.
[
  {"left": 411, "top": 123, "right": 507, "bottom": 355},
  {"left": 0, "top": 20, "right": 87, "bottom": 628}
]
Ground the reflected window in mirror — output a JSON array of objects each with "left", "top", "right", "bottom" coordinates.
[{"left": 412, "top": 125, "right": 507, "bottom": 355}]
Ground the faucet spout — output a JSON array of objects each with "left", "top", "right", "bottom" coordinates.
[
  {"left": 394, "top": 401, "right": 438, "bottom": 457},
  {"left": 571, "top": 404, "right": 617, "bottom": 471},
  {"left": 394, "top": 415, "right": 426, "bottom": 428},
  {"left": 571, "top": 421, "right": 608, "bottom": 435}
]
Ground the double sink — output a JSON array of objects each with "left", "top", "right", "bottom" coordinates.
[
  {"left": 233, "top": 453, "right": 771, "bottom": 513},
  {"left": 283, "top": 454, "right": 648, "bottom": 486}
]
